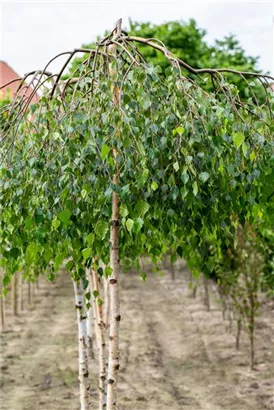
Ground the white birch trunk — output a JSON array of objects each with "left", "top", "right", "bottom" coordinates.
[
  {"left": 89, "top": 269, "right": 107, "bottom": 410},
  {"left": 73, "top": 279, "right": 91, "bottom": 410},
  {"left": 106, "top": 211, "right": 120, "bottom": 410},
  {"left": 86, "top": 270, "right": 94, "bottom": 360},
  {"left": 0, "top": 269, "right": 5, "bottom": 330},
  {"left": 103, "top": 275, "right": 110, "bottom": 330},
  {"left": 18, "top": 274, "right": 23, "bottom": 312},
  {"left": 106, "top": 20, "right": 122, "bottom": 410},
  {"left": 11, "top": 273, "right": 18, "bottom": 316},
  {"left": 28, "top": 281, "right": 32, "bottom": 306},
  {"left": 21, "top": 278, "right": 24, "bottom": 311}
]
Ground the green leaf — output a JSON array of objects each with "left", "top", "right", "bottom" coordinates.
[
  {"left": 66, "top": 261, "right": 74, "bottom": 271},
  {"left": 199, "top": 172, "right": 209, "bottom": 183},
  {"left": 232, "top": 132, "right": 245, "bottom": 149},
  {"left": 126, "top": 218, "right": 134, "bottom": 233},
  {"left": 10, "top": 247, "right": 20, "bottom": 259},
  {"left": 26, "top": 242, "right": 40, "bottom": 266},
  {"left": 250, "top": 151, "right": 256, "bottom": 162},
  {"left": 192, "top": 181, "right": 198, "bottom": 196},
  {"left": 120, "top": 204, "right": 129, "bottom": 218},
  {"left": 173, "top": 126, "right": 184, "bottom": 136},
  {"left": 177, "top": 246, "right": 183, "bottom": 258},
  {"left": 97, "top": 267, "right": 104, "bottom": 276},
  {"left": 138, "top": 168, "right": 149, "bottom": 186},
  {"left": 48, "top": 273, "right": 55, "bottom": 282},
  {"left": 123, "top": 94, "right": 130, "bottom": 104},
  {"left": 134, "top": 217, "right": 144, "bottom": 232},
  {"left": 86, "top": 233, "right": 94, "bottom": 246},
  {"left": 151, "top": 181, "right": 159, "bottom": 191},
  {"left": 136, "top": 141, "right": 146, "bottom": 156},
  {"left": 24, "top": 218, "right": 33, "bottom": 229},
  {"left": 135, "top": 201, "right": 149, "bottom": 216},
  {"left": 58, "top": 210, "right": 71, "bottom": 224},
  {"left": 93, "top": 290, "right": 99, "bottom": 298},
  {"left": 82, "top": 248, "right": 92, "bottom": 262},
  {"left": 141, "top": 272, "right": 147, "bottom": 281},
  {"left": 173, "top": 161, "right": 179, "bottom": 172},
  {"left": 95, "top": 221, "right": 108, "bottom": 240},
  {"left": 3, "top": 275, "right": 11, "bottom": 287},
  {"left": 44, "top": 248, "right": 53, "bottom": 263},
  {"left": 181, "top": 173, "right": 189, "bottom": 184},
  {"left": 105, "top": 266, "right": 113, "bottom": 277},
  {"left": 101, "top": 144, "right": 110, "bottom": 160},
  {"left": 54, "top": 252, "right": 66, "bottom": 270}
]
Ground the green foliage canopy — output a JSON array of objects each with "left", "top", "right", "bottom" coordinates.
[{"left": 0, "top": 27, "right": 273, "bottom": 292}]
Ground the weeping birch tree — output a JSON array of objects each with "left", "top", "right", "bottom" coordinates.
[{"left": 1, "top": 19, "right": 273, "bottom": 410}]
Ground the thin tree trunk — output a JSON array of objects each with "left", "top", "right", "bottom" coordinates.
[
  {"left": 90, "top": 269, "right": 107, "bottom": 410},
  {"left": 192, "top": 280, "right": 198, "bottom": 298},
  {"left": 218, "top": 288, "right": 227, "bottom": 320},
  {"left": 106, "top": 190, "right": 120, "bottom": 410},
  {"left": 73, "top": 279, "right": 91, "bottom": 410},
  {"left": 249, "top": 299, "right": 255, "bottom": 370},
  {"left": 0, "top": 268, "right": 6, "bottom": 332},
  {"left": 170, "top": 261, "right": 175, "bottom": 281},
  {"left": 28, "top": 282, "right": 32, "bottom": 306},
  {"left": 11, "top": 273, "right": 18, "bottom": 316},
  {"left": 89, "top": 271, "right": 98, "bottom": 353},
  {"left": 20, "top": 277, "right": 24, "bottom": 311},
  {"left": 236, "top": 318, "right": 242, "bottom": 350},
  {"left": 18, "top": 274, "right": 23, "bottom": 312},
  {"left": 106, "top": 20, "right": 122, "bottom": 410},
  {"left": 163, "top": 254, "right": 169, "bottom": 269},
  {"left": 86, "top": 270, "right": 94, "bottom": 361},
  {"left": 227, "top": 299, "right": 233, "bottom": 333},
  {"left": 203, "top": 275, "right": 210, "bottom": 311},
  {"left": 1, "top": 296, "right": 5, "bottom": 330},
  {"left": 103, "top": 277, "right": 110, "bottom": 330},
  {"left": 250, "top": 329, "right": 255, "bottom": 370}
]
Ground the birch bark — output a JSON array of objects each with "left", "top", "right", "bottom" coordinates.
[
  {"left": 86, "top": 270, "right": 94, "bottom": 360},
  {"left": 106, "top": 20, "right": 122, "bottom": 410},
  {"left": 11, "top": 273, "right": 18, "bottom": 316},
  {"left": 0, "top": 270, "right": 5, "bottom": 330},
  {"left": 89, "top": 269, "right": 107, "bottom": 410},
  {"left": 103, "top": 277, "right": 110, "bottom": 330},
  {"left": 73, "top": 279, "right": 91, "bottom": 410},
  {"left": 28, "top": 281, "right": 32, "bottom": 306}
]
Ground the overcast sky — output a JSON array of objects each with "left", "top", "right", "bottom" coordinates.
[{"left": 0, "top": 1, "right": 273, "bottom": 78}]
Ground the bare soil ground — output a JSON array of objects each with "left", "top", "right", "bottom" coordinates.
[{"left": 1, "top": 265, "right": 274, "bottom": 410}]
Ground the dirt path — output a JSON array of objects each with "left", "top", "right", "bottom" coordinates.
[{"left": 1, "top": 267, "right": 274, "bottom": 409}]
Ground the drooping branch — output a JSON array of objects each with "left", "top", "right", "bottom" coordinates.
[
  {"left": 124, "top": 35, "right": 274, "bottom": 81},
  {"left": 0, "top": 17, "right": 273, "bottom": 154}
]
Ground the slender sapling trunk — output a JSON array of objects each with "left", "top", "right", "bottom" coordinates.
[
  {"left": 86, "top": 269, "right": 94, "bottom": 360},
  {"left": 90, "top": 269, "right": 107, "bottom": 410},
  {"left": 28, "top": 282, "right": 33, "bottom": 306},
  {"left": 103, "top": 276, "right": 110, "bottom": 330},
  {"left": 106, "top": 19, "right": 122, "bottom": 410},
  {"left": 203, "top": 275, "right": 210, "bottom": 311},
  {"left": 236, "top": 318, "right": 242, "bottom": 350},
  {"left": 11, "top": 273, "right": 18, "bottom": 316},
  {"left": 73, "top": 279, "right": 91, "bottom": 410},
  {"left": 0, "top": 268, "right": 6, "bottom": 332}
]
